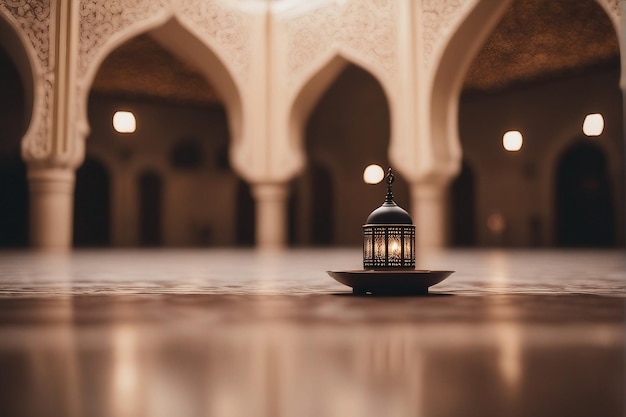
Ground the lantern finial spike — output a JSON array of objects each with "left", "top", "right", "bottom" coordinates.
[{"left": 385, "top": 168, "right": 395, "bottom": 203}]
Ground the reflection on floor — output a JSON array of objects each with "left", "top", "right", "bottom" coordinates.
[{"left": 0, "top": 249, "right": 623, "bottom": 417}]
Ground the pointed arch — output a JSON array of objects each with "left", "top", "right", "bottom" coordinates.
[
  {"left": 289, "top": 54, "right": 406, "bottom": 245},
  {"left": 594, "top": 0, "right": 621, "bottom": 31},
  {"left": 0, "top": 10, "right": 38, "bottom": 152},
  {"left": 288, "top": 50, "right": 395, "bottom": 165},
  {"left": 0, "top": 38, "right": 29, "bottom": 247},
  {"left": 78, "top": 14, "right": 243, "bottom": 150},
  {"left": 149, "top": 17, "right": 243, "bottom": 143},
  {"left": 0, "top": 12, "right": 37, "bottom": 247},
  {"left": 429, "top": 0, "right": 513, "bottom": 176}
]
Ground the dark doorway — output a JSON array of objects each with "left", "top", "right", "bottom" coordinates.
[
  {"left": 288, "top": 162, "right": 335, "bottom": 246},
  {"left": 73, "top": 157, "right": 111, "bottom": 246},
  {"left": 556, "top": 142, "right": 615, "bottom": 247},
  {"left": 449, "top": 160, "right": 476, "bottom": 246},
  {"left": 0, "top": 43, "right": 28, "bottom": 247},
  {"left": 310, "top": 162, "right": 334, "bottom": 245},
  {"left": 288, "top": 181, "right": 299, "bottom": 246},
  {"left": 139, "top": 171, "right": 163, "bottom": 246},
  {"left": 0, "top": 154, "right": 28, "bottom": 247},
  {"left": 235, "top": 180, "right": 255, "bottom": 246}
]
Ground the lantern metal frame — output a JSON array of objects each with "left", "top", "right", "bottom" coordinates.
[
  {"left": 363, "top": 223, "right": 415, "bottom": 269},
  {"left": 362, "top": 168, "right": 416, "bottom": 270}
]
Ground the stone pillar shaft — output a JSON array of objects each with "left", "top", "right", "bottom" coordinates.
[
  {"left": 410, "top": 182, "right": 448, "bottom": 249},
  {"left": 28, "top": 168, "right": 75, "bottom": 251},
  {"left": 252, "top": 183, "right": 289, "bottom": 249}
]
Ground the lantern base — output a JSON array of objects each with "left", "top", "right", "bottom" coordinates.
[{"left": 327, "top": 270, "right": 454, "bottom": 295}]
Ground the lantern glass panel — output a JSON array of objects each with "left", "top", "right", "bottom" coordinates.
[
  {"left": 363, "top": 229, "right": 373, "bottom": 262},
  {"left": 374, "top": 230, "right": 386, "bottom": 262},
  {"left": 387, "top": 226, "right": 403, "bottom": 267},
  {"left": 403, "top": 230, "right": 412, "bottom": 262}
]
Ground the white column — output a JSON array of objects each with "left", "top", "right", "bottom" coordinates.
[
  {"left": 410, "top": 181, "right": 448, "bottom": 249},
  {"left": 252, "top": 183, "right": 289, "bottom": 250},
  {"left": 28, "top": 167, "right": 75, "bottom": 251}
]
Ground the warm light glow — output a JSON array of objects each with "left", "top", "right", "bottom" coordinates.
[
  {"left": 363, "top": 164, "right": 385, "bottom": 184},
  {"left": 487, "top": 213, "right": 506, "bottom": 234},
  {"left": 502, "top": 131, "right": 523, "bottom": 152},
  {"left": 583, "top": 113, "right": 604, "bottom": 136},
  {"left": 389, "top": 240, "right": 400, "bottom": 256},
  {"left": 113, "top": 111, "right": 136, "bottom": 133}
]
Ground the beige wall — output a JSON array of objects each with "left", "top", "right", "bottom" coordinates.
[
  {"left": 85, "top": 61, "right": 626, "bottom": 249},
  {"left": 458, "top": 66, "right": 624, "bottom": 246},
  {"left": 85, "top": 95, "right": 241, "bottom": 247}
]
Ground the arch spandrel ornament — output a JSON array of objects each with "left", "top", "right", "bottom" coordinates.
[
  {"left": 422, "top": 0, "right": 474, "bottom": 69},
  {"left": 0, "top": 0, "right": 51, "bottom": 68},
  {"left": 78, "top": 0, "right": 251, "bottom": 88},
  {"left": 284, "top": 0, "right": 398, "bottom": 86},
  {"left": 0, "top": 1, "right": 52, "bottom": 160},
  {"left": 177, "top": 0, "right": 252, "bottom": 83},
  {"left": 77, "top": 0, "right": 169, "bottom": 79},
  {"left": 75, "top": 0, "right": 251, "bottom": 173}
]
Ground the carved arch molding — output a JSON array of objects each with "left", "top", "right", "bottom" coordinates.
[
  {"left": 0, "top": 0, "right": 621, "bottom": 162},
  {"left": 0, "top": 0, "right": 252, "bottom": 161}
]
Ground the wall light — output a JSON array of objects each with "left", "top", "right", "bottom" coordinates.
[
  {"left": 363, "top": 164, "right": 385, "bottom": 184},
  {"left": 583, "top": 113, "right": 604, "bottom": 137},
  {"left": 502, "top": 131, "right": 523, "bottom": 152},
  {"left": 113, "top": 111, "right": 136, "bottom": 133},
  {"left": 487, "top": 213, "right": 506, "bottom": 235}
]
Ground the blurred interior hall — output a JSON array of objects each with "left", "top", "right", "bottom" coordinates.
[{"left": 0, "top": 0, "right": 624, "bottom": 416}]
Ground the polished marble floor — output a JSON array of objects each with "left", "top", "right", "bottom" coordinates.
[{"left": 0, "top": 249, "right": 623, "bottom": 417}]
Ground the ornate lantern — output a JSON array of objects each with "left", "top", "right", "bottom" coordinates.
[{"left": 363, "top": 168, "right": 415, "bottom": 270}]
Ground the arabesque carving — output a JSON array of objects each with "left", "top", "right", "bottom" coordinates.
[
  {"left": 78, "top": 0, "right": 250, "bottom": 83},
  {"left": 286, "top": 0, "right": 397, "bottom": 79},
  {"left": 0, "top": 0, "right": 52, "bottom": 158},
  {"left": 178, "top": 0, "right": 251, "bottom": 82},
  {"left": 422, "top": 0, "right": 472, "bottom": 68},
  {"left": 78, "top": 0, "right": 168, "bottom": 77},
  {"left": 1, "top": 0, "right": 51, "bottom": 67}
]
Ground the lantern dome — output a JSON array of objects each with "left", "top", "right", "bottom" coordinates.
[
  {"left": 366, "top": 201, "right": 412, "bottom": 224},
  {"left": 365, "top": 168, "right": 413, "bottom": 225}
]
